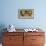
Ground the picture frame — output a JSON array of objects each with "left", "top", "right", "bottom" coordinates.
[{"left": 18, "top": 9, "right": 34, "bottom": 19}]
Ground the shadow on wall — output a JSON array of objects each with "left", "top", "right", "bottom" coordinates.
[{"left": 0, "top": 24, "right": 7, "bottom": 43}]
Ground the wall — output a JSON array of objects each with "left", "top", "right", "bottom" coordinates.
[
  {"left": 0, "top": 0, "right": 46, "bottom": 44},
  {"left": 0, "top": 0, "right": 46, "bottom": 29}
]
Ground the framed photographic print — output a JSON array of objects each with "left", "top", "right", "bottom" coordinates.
[{"left": 18, "top": 9, "right": 34, "bottom": 19}]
